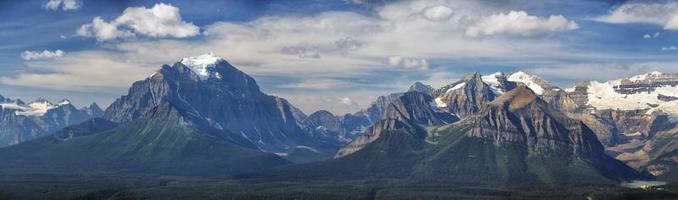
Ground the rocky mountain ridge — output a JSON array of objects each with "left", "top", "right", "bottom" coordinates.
[{"left": 0, "top": 96, "right": 102, "bottom": 147}]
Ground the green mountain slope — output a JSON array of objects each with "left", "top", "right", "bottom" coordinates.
[
  {"left": 0, "top": 112, "right": 290, "bottom": 176},
  {"left": 248, "top": 86, "right": 646, "bottom": 187}
]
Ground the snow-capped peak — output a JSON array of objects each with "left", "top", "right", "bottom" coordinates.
[
  {"left": 628, "top": 71, "right": 663, "bottom": 82},
  {"left": 508, "top": 71, "right": 545, "bottom": 95},
  {"left": 180, "top": 52, "right": 224, "bottom": 80},
  {"left": 57, "top": 99, "right": 71, "bottom": 106},
  {"left": 481, "top": 72, "right": 505, "bottom": 95},
  {"left": 16, "top": 99, "right": 57, "bottom": 116}
]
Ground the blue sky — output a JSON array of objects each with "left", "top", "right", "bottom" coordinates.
[{"left": 1, "top": 0, "right": 677, "bottom": 114}]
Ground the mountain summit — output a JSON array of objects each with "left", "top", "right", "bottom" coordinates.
[{"left": 104, "top": 53, "right": 331, "bottom": 155}]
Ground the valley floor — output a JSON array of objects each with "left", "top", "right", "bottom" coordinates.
[{"left": 0, "top": 173, "right": 676, "bottom": 200}]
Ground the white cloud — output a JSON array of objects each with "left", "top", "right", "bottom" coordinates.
[
  {"left": 662, "top": 46, "right": 677, "bottom": 51},
  {"left": 6, "top": 51, "right": 154, "bottom": 91},
  {"left": 43, "top": 0, "right": 81, "bottom": 11},
  {"left": 387, "top": 56, "right": 428, "bottom": 70},
  {"left": 339, "top": 97, "right": 353, "bottom": 105},
  {"left": 596, "top": 2, "right": 678, "bottom": 30},
  {"left": 465, "top": 10, "right": 579, "bottom": 38},
  {"left": 77, "top": 17, "right": 135, "bottom": 41},
  {"left": 643, "top": 32, "right": 660, "bottom": 39},
  {"left": 20, "top": 50, "right": 65, "bottom": 60},
  {"left": 421, "top": 5, "right": 454, "bottom": 22},
  {"left": 76, "top": 3, "right": 199, "bottom": 41},
  {"left": 7, "top": 0, "right": 596, "bottom": 114}
]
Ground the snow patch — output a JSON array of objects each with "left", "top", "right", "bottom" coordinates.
[
  {"left": 15, "top": 100, "right": 57, "bottom": 116},
  {"left": 295, "top": 145, "right": 320, "bottom": 153},
  {"left": 564, "top": 86, "right": 576, "bottom": 93},
  {"left": 57, "top": 99, "right": 71, "bottom": 106},
  {"left": 0, "top": 103, "right": 29, "bottom": 111},
  {"left": 508, "top": 71, "right": 545, "bottom": 95},
  {"left": 434, "top": 97, "right": 447, "bottom": 108},
  {"left": 447, "top": 82, "right": 466, "bottom": 92},
  {"left": 629, "top": 71, "right": 663, "bottom": 82},
  {"left": 586, "top": 80, "right": 678, "bottom": 120},
  {"left": 180, "top": 52, "right": 224, "bottom": 80},
  {"left": 481, "top": 72, "right": 505, "bottom": 95}
]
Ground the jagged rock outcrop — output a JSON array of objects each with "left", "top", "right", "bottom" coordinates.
[
  {"left": 335, "top": 91, "right": 458, "bottom": 157},
  {"left": 469, "top": 85, "right": 600, "bottom": 154},
  {"left": 433, "top": 73, "right": 499, "bottom": 118},
  {"left": 303, "top": 110, "right": 350, "bottom": 144},
  {"left": 340, "top": 82, "right": 436, "bottom": 138}
]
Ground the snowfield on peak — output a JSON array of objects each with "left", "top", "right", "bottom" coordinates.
[
  {"left": 586, "top": 80, "right": 678, "bottom": 120},
  {"left": 0, "top": 103, "right": 30, "bottom": 111},
  {"left": 0, "top": 99, "right": 73, "bottom": 117},
  {"left": 508, "top": 71, "right": 545, "bottom": 95},
  {"left": 628, "top": 71, "right": 663, "bottom": 82},
  {"left": 481, "top": 72, "right": 505, "bottom": 95},
  {"left": 15, "top": 101, "right": 57, "bottom": 116},
  {"left": 434, "top": 97, "right": 447, "bottom": 108},
  {"left": 180, "top": 52, "right": 224, "bottom": 80},
  {"left": 447, "top": 82, "right": 466, "bottom": 92}
]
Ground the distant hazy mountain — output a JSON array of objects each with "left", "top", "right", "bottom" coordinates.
[{"left": 0, "top": 96, "right": 102, "bottom": 147}]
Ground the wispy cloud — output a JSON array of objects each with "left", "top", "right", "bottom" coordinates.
[
  {"left": 43, "top": 0, "right": 81, "bottom": 11},
  {"left": 662, "top": 46, "right": 677, "bottom": 51},
  {"left": 595, "top": 2, "right": 678, "bottom": 30},
  {"left": 2, "top": 0, "right": 624, "bottom": 114}
]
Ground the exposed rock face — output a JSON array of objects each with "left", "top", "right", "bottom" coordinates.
[
  {"left": 273, "top": 85, "right": 645, "bottom": 185},
  {"left": 567, "top": 81, "right": 591, "bottom": 108},
  {"left": 539, "top": 89, "right": 579, "bottom": 114},
  {"left": 81, "top": 103, "right": 104, "bottom": 118},
  {"left": 340, "top": 82, "right": 436, "bottom": 138},
  {"left": 408, "top": 81, "right": 434, "bottom": 95},
  {"left": 0, "top": 97, "right": 101, "bottom": 147},
  {"left": 335, "top": 91, "right": 458, "bottom": 157},
  {"left": 569, "top": 71, "right": 678, "bottom": 118},
  {"left": 563, "top": 72, "right": 678, "bottom": 169},
  {"left": 303, "top": 110, "right": 350, "bottom": 144},
  {"left": 433, "top": 73, "right": 499, "bottom": 118},
  {"left": 103, "top": 57, "right": 324, "bottom": 153},
  {"left": 469, "top": 85, "right": 600, "bottom": 155}
]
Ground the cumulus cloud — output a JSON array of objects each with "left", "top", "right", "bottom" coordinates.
[
  {"left": 76, "top": 3, "right": 199, "bottom": 41},
  {"left": 77, "top": 17, "right": 135, "bottom": 41},
  {"left": 387, "top": 56, "right": 428, "bottom": 70},
  {"left": 20, "top": 50, "right": 65, "bottom": 60},
  {"left": 596, "top": 2, "right": 678, "bottom": 30},
  {"left": 421, "top": 5, "right": 453, "bottom": 21},
  {"left": 43, "top": 0, "right": 81, "bottom": 11},
  {"left": 7, "top": 0, "right": 594, "bottom": 114},
  {"left": 465, "top": 10, "right": 579, "bottom": 38}
]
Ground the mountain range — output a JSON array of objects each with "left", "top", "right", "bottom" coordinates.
[
  {"left": 0, "top": 53, "right": 676, "bottom": 187},
  {"left": 0, "top": 96, "right": 102, "bottom": 147}
]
